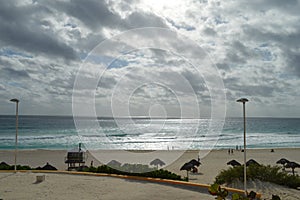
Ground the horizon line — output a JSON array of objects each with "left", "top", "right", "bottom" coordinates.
[{"left": 1, "top": 114, "right": 299, "bottom": 119}]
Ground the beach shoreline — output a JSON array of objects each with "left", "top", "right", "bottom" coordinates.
[
  {"left": 1, "top": 148, "right": 299, "bottom": 199},
  {"left": 1, "top": 148, "right": 299, "bottom": 181}
]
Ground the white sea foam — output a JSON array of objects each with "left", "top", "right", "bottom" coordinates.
[{"left": 0, "top": 116, "right": 299, "bottom": 150}]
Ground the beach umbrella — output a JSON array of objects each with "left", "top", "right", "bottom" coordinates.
[
  {"left": 276, "top": 158, "right": 290, "bottom": 170},
  {"left": 41, "top": 162, "right": 57, "bottom": 170},
  {"left": 227, "top": 160, "right": 241, "bottom": 167},
  {"left": 285, "top": 161, "right": 300, "bottom": 175},
  {"left": 188, "top": 159, "right": 201, "bottom": 167},
  {"left": 150, "top": 158, "right": 165, "bottom": 169},
  {"left": 246, "top": 159, "right": 260, "bottom": 167},
  {"left": 276, "top": 158, "right": 290, "bottom": 165},
  {"left": 107, "top": 160, "right": 121, "bottom": 167},
  {"left": 180, "top": 162, "right": 194, "bottom": 181},
  {"left": 180, "top": 162, "right": 194, "bottom": 171}
]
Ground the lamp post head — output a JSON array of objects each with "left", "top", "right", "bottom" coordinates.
[
  {"left": 236, "top": 98, "right": 249, "bottom": 103},
  {"left": 10, "top": 98, "right": 19, "bottom": 103}
]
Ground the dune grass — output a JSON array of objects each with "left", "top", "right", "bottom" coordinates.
[{"left": 215, "top": 164, "right": 300, "bottom": 189}]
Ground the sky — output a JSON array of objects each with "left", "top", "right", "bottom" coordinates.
[{"left": 1, "top": 0, "right": 300, "bottom": 118}]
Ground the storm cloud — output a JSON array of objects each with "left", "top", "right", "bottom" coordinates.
[{"left": 0, "top": 0, "right": 299, "bottom": 117}]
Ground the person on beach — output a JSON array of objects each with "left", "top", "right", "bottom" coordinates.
[{"left": 192, "top": 167, "right": 198, "bottom": 173}]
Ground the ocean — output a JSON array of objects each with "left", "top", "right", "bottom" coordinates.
[{"left": 0, "top": 115, "right": 299, "bottom": 150}]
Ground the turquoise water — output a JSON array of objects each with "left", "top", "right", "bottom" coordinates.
[{"left": 0, "top": 115, "right": 299, "bottom": 150}]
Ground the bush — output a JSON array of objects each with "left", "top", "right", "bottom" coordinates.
[
  {"left": 0, "top": 165, "right": 11, "bottom": 170},
  {"left": 208, "top": 184, "right": 258, "bottom": 200},
  {"left": 0, "top": 162, "right": 184, "bottom": 181},
  {"left": 83, "top": 164, "right": 184, "bottom": 181},
  {"left": 215, "top": 164, "right": 300, "bottom": 189},
  {"left": 17, "top": 165, "right": 32, "bottom": 170},
  {"left": 0, "top": 164, "right": 32, "bottom": 170},
  {"left": 215, "top": 165, "right": 244, "bottom": 184}
]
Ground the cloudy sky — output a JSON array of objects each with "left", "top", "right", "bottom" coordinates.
[{"left": 1, "top": 0, "right": 300, "bottom": 118}]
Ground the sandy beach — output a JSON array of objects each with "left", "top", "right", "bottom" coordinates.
[
  {"left": 0, "top": 148, "right": 300, "bottom": 199},
  {"left": 0, "top": 172, "right": 213, "bottom": 200}
]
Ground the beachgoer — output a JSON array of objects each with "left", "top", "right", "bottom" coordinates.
[{"left": 192, "top": 167, "right": 198, "bottom": 173}]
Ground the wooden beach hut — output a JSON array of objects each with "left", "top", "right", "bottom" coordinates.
[{"left": 65, "top": 143, "right": 86, "bottom": 171}]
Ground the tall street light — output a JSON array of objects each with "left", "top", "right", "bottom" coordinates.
[
  {"left": 236, "top": 98, "right": 249, "bottom": 196},
  {"left": 10, "top": 98, "right": 19, "bottom": 172}
]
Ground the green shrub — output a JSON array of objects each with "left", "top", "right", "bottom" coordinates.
[
  {"left": 215, "top": 166, "right": 244, "bottom": 184},
  {"left": 0, "top": 164, "right": 32, "bottom": 170},
  {"left": 0, "top": 165, "right": 11, "bottom": 170},
  {"left": 215, "top": 164, "right": 300, "bottom": 189},
  {"left": 17, "top": 165, "right": 32, "bottom": 170},
  {"left": 208, "top": 183, "right": 228, "bottom": 199},
  {"left": 83, "top": 166, "right": 97, "bottom": 173},
  {"left": 208, "top": 184, "right": 258, "bottom": 200},
  {"left": 83, "top": 164, "right": 183, "bottom": 181}
]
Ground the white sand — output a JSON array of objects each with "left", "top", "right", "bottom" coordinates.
[
  {"left": 0, "top": 148, "right": 300, "bottom": 199},
  {"left": 0, "top": 172, "right": 212, "bottom": 200}
]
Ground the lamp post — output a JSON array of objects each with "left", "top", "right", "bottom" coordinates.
[
  {"left": 236, "top": 98, "right": 249, "bottom": 196},
  {"left": 10, "top": 98, "right": 19, "bottom": 172}
]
